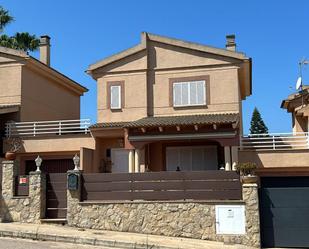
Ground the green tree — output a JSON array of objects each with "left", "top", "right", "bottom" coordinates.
[
  {"left": 249, "top": 107, "right": 269, "bottom": 134},
  {"left": 0, "top": 6, "right": 13, "bottom": 32},
  {"left": 0, "top": 6, "right": 39, "bottom": 52}
]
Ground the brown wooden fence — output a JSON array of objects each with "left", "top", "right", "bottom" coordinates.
[
  {"left": 14, "top": 175, "right": 29, "bottom": 196},
  {"left": 82, "top": 171, "right": 242, "bottom": 201}
]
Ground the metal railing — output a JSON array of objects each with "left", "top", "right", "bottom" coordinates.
[
  {"left": 5, "top": 119, "right": 91, "bottom": 137},
  {"left": 240, "top": 132, "right": 309, "bottom": 151}
]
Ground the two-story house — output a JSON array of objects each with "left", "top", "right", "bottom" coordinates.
[
  {"left": 0, "top": 36, "right": 93, "bottom": 174},
  {"left": 87, "top": 32, "right": 252, "bottom": 173}
]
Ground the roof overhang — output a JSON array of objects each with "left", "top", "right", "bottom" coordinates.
[
  {"left": 0, "top": 105, "right": 20, "bottom": 114},
  {"left": 86, "top": 32, "right": 251, "bottom": 78},
  {"left": 128, "top": 131, "right": 237, "bottom": 142}
]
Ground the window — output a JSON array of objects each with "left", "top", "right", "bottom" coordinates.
[
  {"left": 166, "top": 146, "right": 218, "bottom": 171},
  {"left": 110, "top": 85, "right": 121, "bottom": 109},
  {"left": 173, "top": 80, "right": 206, "bottom": 107}
]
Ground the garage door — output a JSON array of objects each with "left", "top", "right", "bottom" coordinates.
[{"left": 260, "top": 177, "right": 309, "bottom": 248}]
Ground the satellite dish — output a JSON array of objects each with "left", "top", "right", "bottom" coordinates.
[{"left": 296, "top": 76, "right": 302, "bottom": 90}]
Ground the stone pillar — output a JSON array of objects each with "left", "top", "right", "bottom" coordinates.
[
  {"left": 2, "top": 160, "right": 17, "bottom": 199},
  {"left": 28, "top": 171, "right": 46, "bottom": 222},
  {"left": 224, "top": 146, "right": 231, "bottom": 171},
  {"left": 128, "top": 150, "right": 134, "bottom": 173},
  {"left": 242, "top": 183, "right": 261, "bottom": 248},
  {"left": 67, "top": 170, "right": 82, "bottom": 226},
  {"left": 231, "top": 146, "right": 238, "bottom": 170},
  {"left": 134, "top": 149, "right": 140, "bottom": 173},
  {"left": 1, "top": 160, "right": 45, "bottom": 223}
]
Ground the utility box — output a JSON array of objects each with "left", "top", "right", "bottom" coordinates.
[{"left": 215, "top": 205, "right": 245, "bottom": 234}]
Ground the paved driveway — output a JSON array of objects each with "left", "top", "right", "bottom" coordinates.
[{"left": 0, "top": 237, "right": 116, "bottom": 249}]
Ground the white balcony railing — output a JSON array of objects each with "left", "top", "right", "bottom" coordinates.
[
  {"left": 5, "top": 119, "right": 91, "bottom": 138},
  {"left": 240, "top": 132, "right": 309, "bottom": 151}
]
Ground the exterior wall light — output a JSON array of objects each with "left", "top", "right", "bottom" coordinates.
[
  {"left": 35, "top": 155, "right": 42, "bottom": 172},
  {"left": 73, "top": 154, "right": 80, "bottom": 171}
]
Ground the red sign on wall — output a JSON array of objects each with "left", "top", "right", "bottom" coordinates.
[{"left": 19, "top": 177, "right": 27, "bottom": 185}]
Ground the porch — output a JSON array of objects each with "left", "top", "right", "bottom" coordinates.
[{"left": 91, "top": 113, "right": 240, "bottom": 173}]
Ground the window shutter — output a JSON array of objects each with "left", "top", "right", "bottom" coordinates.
[
  {"left": 173, "top": 83, "right": 182, "bottom": 106},
  {"left": 181, "top": 83, "right": 189, "bottom": 106},
  {"left": 190, "top": 81, "right": 198, "bottom": 105},
  {"left": 110, "top": 85, "right": 121, "bottom": 109},
  {"left": 196, "top": 80, "right": 206, "bottom": 105}
]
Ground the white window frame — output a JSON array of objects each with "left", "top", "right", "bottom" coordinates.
[
  {"left": 110, "top": 85, "right": 121, "bottom": 110},
  {"left": 173, "top": 80, "right": 206, "bottom": 107}
]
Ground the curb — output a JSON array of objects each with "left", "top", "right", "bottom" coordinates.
[{"left": 0, "top": 229, "right": 178, "bottom": 249}]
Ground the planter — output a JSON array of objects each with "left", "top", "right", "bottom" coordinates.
[
  {"left": 5, "top": 151, "right": 16, "bottom": 160},
  {"left": 241, "top": 175, "right": 258, "bottom": 184}
]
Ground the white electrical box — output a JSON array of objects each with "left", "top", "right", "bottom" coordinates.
[{"left": 215, "top": 205, "right": 245, "bottom": 235}]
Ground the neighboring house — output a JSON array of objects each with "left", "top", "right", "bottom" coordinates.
[
  {"left": 87, "top": 32, "right": 252, "bottom": 173},
  {"left": 239, "top": 88, "right": 309, "bottom": 248},
  {"left": 0, "top": 36, "right": 92, "bottom": 173}
]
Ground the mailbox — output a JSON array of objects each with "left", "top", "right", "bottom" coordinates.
[{"left": 67, "top": 173, "right": 79, "bottom": 190}]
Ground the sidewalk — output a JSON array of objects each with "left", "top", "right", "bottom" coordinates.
[{"left": 0, "top": 222, "right": 254, "bottom": 249}]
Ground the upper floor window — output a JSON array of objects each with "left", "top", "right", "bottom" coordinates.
[
  {"left": 173, "top": 80, "right": 206, "bottom": 107},
  {"left": 110, "top": 85, "right": 121, "bottom": 109},
  {"left": 107, "top": 81, "right": 124, "bottom": 110}
]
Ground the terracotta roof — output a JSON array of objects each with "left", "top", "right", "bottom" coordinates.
[
  {"left": 90, "top": 121, "right": 132, "bottom": 128},
  {"left": 91, "top": 113, "right": 239, "bottom": 129}
]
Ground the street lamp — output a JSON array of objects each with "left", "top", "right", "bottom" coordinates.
[
  {"left": 35, "top": 155, "right": 42, "bottom": 172},
  {"left": 73, "top": 154, "right": 80, "bottom": 171}
]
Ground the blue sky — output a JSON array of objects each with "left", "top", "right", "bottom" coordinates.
[{"left": 2, "top": 0, "right": 309, "bottom": 133}]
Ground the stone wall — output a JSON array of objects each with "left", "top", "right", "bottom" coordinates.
[
  {"left": 1, "top": 160, "right": 45, "bottom": 223},
  {"left": 0, "top": 163, "right": 261, "bottom": 248},
  {"left": 67, "top": 172, "right": 260, "bottom": 248}
]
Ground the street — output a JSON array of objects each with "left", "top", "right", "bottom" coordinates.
[{"left": 0, "top": 237, "right": 117, "bottom": 249}]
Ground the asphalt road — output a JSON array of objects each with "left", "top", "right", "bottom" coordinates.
[{"left": 0, "top": 237, "right": 118, "bottom": 249}]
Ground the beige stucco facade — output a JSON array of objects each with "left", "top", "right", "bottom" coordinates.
[
  {"left": 0, "top": 41, "right": 88, "bottom": 167},
  {"left": 92, "top": 34, "right": 250, "bottom": 125},
  {"left": 239, "top": 149, "right": 309, "bottom": 169},
  {"left": 0, "top": 47, "right": 86, "bottom": 122},
  {"left": 87, "top": 33, "right": 251, "bottom": 173}
]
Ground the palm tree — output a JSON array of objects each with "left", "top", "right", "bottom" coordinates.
[
  {"left": 0, "top": 6, "right": 13, "bottom": 32},
  {"left": 0, "top": 6, "right": 39, "bottom": 52}
]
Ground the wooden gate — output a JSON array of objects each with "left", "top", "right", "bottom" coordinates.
[{"left": 46, "top": 173, "right": 67, "bottom": 219}]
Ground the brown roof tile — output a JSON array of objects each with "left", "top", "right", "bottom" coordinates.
[{"left": 91, "top": 113, "right": 238, "bottom": 129}]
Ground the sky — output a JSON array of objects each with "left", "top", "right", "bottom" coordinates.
[{"left": 1, "top": 0, "right": 309, "bottom": 133}]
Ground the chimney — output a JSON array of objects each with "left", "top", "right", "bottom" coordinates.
[
  {"left": 225, "top": 34, "right": 236, "bottom": 51},
  {"left": 39, "top": 35, "right": 51, "bottom": 66}
]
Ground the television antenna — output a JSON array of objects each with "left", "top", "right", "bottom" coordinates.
[
  {"left": 296, "top": 59, "right": 309, "bottom": 91},
  {"left": 296, "top": 58, "right": 309, "bottom": 107}
]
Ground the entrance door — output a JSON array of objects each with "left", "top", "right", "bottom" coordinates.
[
  {"left": 25, "top": 159, "right": 74, "bottom": 220},
  {"left": 260, "top": 177, "right": 309, "bottom": 248},
  {"left": 111, "top": 149, "right": 129, "bottom": 173},
  {"left": 46, "top": 173, "right": 67, "bottom": 219},
  {"left": 166, "top": 146, "right": 218, "bottom": 171}
]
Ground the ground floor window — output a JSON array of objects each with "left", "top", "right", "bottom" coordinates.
[{"left": 166, "top": 146, "right": 218, "bottom": 171}]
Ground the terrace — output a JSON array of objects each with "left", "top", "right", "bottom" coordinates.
[{"left": 5, "top": 119, "right": 91, "bottom": 138}]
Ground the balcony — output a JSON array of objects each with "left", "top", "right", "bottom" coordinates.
[
  {"left": 5, "top": 119, "right": 91, "bottom": 138},
  {"left": 240, "top": 132, "right": 309, "bottom": 151}
]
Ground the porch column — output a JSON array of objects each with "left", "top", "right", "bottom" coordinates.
[
  {"left": 224, "top": 146, "right": 231, "bottom": 171},
  {"left": 139, "top": 147, "right": 146, "bottom": 172},
  {"left": 128, "top": 150, "right": 134, "bottom": 173},
  {"left": 231, "top": 146, "right": 238, "bottom": 171},
  {"left": 134, "top": 149, "right": 140, "bottom": 173}
]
